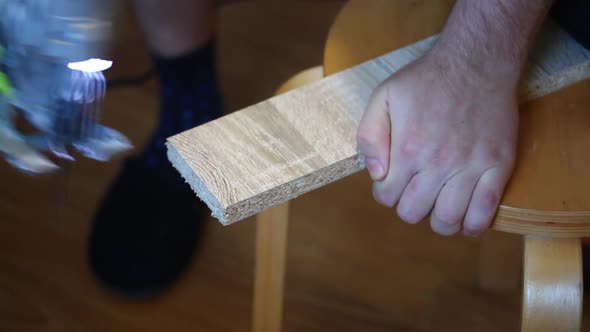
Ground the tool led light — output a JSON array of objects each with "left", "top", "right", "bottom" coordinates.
[{"left": 68, "top": 58, "right": 113, "bottom": 72}]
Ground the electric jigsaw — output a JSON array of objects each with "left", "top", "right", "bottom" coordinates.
[{"left": 0, "top": 0, "right": 131, "bottom": 174}]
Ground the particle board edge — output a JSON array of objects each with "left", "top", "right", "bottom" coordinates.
[
  {"left": 167, "top": 141, "right": 228, "bottom": 223},
  {"left": 168, "top": 137, "right": 365, "bottom": 225}
]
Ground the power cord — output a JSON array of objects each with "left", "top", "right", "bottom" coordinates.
[{"left": 107, "top": 67, "right": 156, "bottom": 89}]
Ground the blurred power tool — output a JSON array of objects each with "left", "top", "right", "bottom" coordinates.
[{"left": 0, "top": 0, "right": 131, "bottom": 174}]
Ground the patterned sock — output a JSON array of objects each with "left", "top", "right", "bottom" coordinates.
[{"left": 138, "top": 39, "right": 223, "bottom": 168}]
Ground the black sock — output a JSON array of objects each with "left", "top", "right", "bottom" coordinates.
[
  {"left": 550, "top": 0, "right": 590, "bottom": 50},
  {"left": 138, "top": 39, "right": 223, "bottom": 168}
]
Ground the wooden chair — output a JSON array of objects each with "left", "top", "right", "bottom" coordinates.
[{"left": 252, "top": 1, "right": 590, "bottom": 332}]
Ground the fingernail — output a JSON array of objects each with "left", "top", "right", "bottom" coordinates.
[{"left": 365, "top": 158, "right": 384, "bottom": 180}]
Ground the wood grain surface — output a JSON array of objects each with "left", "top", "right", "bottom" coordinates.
[
  {"left": 521, "top": 236, "right": 582, "bottom": 331},
  {"left": 168, "top": 0, "right": 590, "bottom": 234}
]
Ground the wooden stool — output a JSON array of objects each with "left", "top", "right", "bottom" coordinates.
[{"left": 253, "top": 1, "right": 590, "bottom": 331}]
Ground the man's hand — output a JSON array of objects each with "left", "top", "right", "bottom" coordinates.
[
  {"left": 357, "top": 0, "right": 553, "bottom": 236},
  {"left": 357, "top": 49, "right": 518, "bottom": 237}
]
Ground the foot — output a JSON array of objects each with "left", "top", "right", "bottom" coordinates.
[{"left": 88, "top": 158, "right": 205, "bottom": 298}]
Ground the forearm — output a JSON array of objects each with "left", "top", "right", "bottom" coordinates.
[{"left": 432, "top": 0, "right": 554, "bottom": 85}]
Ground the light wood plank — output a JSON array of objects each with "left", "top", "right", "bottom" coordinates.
[
  {"left": 167, "top": 20, "right": 590, "bottom": 226},
  {"left": 521, "top": 236, "right": 582, "bottom": 332}
]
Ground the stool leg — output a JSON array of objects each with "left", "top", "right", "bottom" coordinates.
[
  {"left": 521, "top": 236, "right": 583, "bottom": 332},
  {"left": 477, "top": 230, "right": 522, "bottom": 292},
  {"left": 253, "top": 202, "right": 289, "bottom": 332},
  {"left": 252, "top": 66, "right": 322, "bottom": 332}
]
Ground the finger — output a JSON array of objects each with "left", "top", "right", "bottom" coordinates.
[
  {"left": 357, "top": 85, "right": 391, "bottom": 181},
  {"left": 433, "top": 171, "right": 478, "bottom": 226},
  {"left": 396, "top": 170, "right": 445, "bottom": 224},
  {"left": 371, "top": 85, "right": 415, "bottom": 208},
  {"left": 372, "top": 166, "right": 415, "bottom": 207},
  {"left": 430, "top": 216, "right": 462, "bottom": 236},
  {"left": 463, "top": 167, "right": 512, "bottom": 237},
  {"left": 430, "top": 172, "right": 478, "bottom": 236}
]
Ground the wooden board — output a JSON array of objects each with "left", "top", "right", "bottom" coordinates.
[{"left": 167, "top": 12, "right": 590, "bottom": 226}]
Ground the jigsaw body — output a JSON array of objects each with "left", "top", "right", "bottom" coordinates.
[{"left": 0, "top": 0, "right": 131, "bottom": 173}]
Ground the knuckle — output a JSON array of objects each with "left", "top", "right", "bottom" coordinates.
[
  {"left": 404, "top": 178, "right": 419, "bottom": 195},
  {"left": 399, "top": 137, "right": 421, "bottom": 159},
  {"left": 372, "top": 185, "right": 394, "bottom": 208},
  {"left": 430, "top": 144, "right": 453, "bottom": 167},
  {"left": 478, "top": 146, "right": 515, "bottom": 167},
  {"left": 431, "top": 141, "right": 472, "bottom": 170},
  {"left": 418, "top": 142, "right": 470, "bottom": 172},
  {"left": 478, "top": 189, "right": 501, "bottom": 212},
  {"left": 463, "top": 223, "right": 488, "bottom": 237},
  {"left": 397, "top": 204, "right": 421, "bottom": 224},
  {"left": 432, "top": 223, "right": 460, "bottom": 236},
  {"left": 372, "top": 187, "right": 386, "bottom": 206},
  {"left": 486, "top": 147, "right": 504, "bottom": 162},
  {"left": 464, "top": 213, "right": 494, "bottom": 236},
  {"left": 435, "top": 209, "right": 462, "bottom": 226}
]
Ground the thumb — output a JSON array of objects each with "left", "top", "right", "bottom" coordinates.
[{"left": 356, "top": 84, "right": 391, "bottom": 181}]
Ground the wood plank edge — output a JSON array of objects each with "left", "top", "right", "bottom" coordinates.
[
  {"left": 221, "top": 155, "right": 365, "bottom": 225},
  {"left": 168, "top": 141, "right": 366, "bottom": 225},
  {"left": 520, "top": 62, "right": 590, "bottom": 101},
  {"left": 166, "top": 141, "right": 229, "bottom": 223}
]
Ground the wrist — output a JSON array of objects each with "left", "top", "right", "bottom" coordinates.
[
  {"left": 425, "top": 0, "right": 554, "bottom": 90},
  {"left": 426, "top": 40, "right": 523, "bottom": 92}
]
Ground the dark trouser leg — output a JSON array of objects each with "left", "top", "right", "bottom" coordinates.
[{"left": 88, "top": 0, "right": 222, "bottom": 297}]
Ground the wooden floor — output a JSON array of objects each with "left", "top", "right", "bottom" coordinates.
[{"left": 0, "top": 1, "right": 589, "bottom": 331}]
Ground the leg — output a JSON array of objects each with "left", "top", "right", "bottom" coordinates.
[
  {"left": 89, "top": 0, "right": 222, "bottom": 297},
  {"left": 253, "top": 203, "right": 289, "bottom": 332},
  {"left": 477, "top": 230, "right": 522, "bottom": 292},
  {"left": 521, "top": 236, "right": 582, "bottom": 332},
  {"left": 132, "top": 0, "right": 215, "bottom": 56},
  {"left": 128, "top": 0, "right": 222, "bottom": 164}
]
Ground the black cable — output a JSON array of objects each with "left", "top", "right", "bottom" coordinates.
[{"left": 107, "top": 67, "right": 156, "bottom": 89}]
